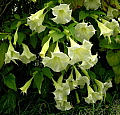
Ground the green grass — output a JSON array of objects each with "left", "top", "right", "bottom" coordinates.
[
  {"left": 16, "top": 96, "right": 120, "bottom": 115},
  {"left": 0, "top": 91, "right": 120, "bottom": 115}
]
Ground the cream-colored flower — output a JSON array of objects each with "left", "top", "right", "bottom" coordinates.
[
  {"left": 42, "top": 42, "right": 70, "bottom": 72},
  {"left": 74, "top": 66, "right": 90, "bottom": 88},
  {"left": 39, "top": 37, "right": 51, "bottom": 58},
  {"left": 74, "top": 23, "right": 96, "bottom": 42},
  {"left": 53, "top": 83, "right": 70, "bottom": 101},
  {"left": 84, "top": 85, "right": 102, "bottom": 104},
  {"left": 5, "top": 41, "right": 20, "bottom": 64},
  {"left": 52, "top": 76, "right": 72, "bottom": 111},
  {"left": 103, "top": 80, "right": 112, "bottom": 94},
  {"left": 96, "top": 20, "right": 113, "bottom": 43},
  {"left": 84, "top": 0, "right": 101, "bottom": 10},
  {"left": 20, "top": 44, "right": 37, "bottom": 64},
  {"left": 56, "top": 100, "right": 72, "bottom": 111},
  {"left": 107, "top": 6, "right": 119, "bottom": 19},
  {"left": 94, "top": 79, "right": 112, "bottom": 98},
  {"left": 66, "top": 70, "right": 77, "bottom": 90},
  {"left": 51, "top": 4, "right": 72, "bottom": 24},
  {"left": 68, "top": 38, "right": 93, "bottom": 65},
  {"left": 27, "top": 8, "right": 46, "bottom": 33},
  {"left": 19, "top": 77, "right": 33, "bottom": 95},
  {"left": 102, "top": 19, "right": 119, "bottom": 36},
  {"left": 79, "top": 54, "right": 98, "bottom": 70}
]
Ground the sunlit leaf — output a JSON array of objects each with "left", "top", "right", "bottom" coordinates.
[{"left": 106, "top": 50, "right": 120, "bottom": 67}]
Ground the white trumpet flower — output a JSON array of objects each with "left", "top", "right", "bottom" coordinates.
[{"left": 52, "top": 4, "right": 72, "bottom": 24}]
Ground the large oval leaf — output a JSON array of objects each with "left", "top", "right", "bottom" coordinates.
[
  {"left": 106, "top": 50, "right": 120, "bottom": 67},
  {"left": 4, "top": 73, "right": 17, "bottom": 91},
  {"left": 113, "top": 65, "right": 120, "bottom": 75}
]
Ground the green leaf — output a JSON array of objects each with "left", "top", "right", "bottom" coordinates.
[
  {"left": 42, "top": 67, "right": 53, "bottom": 79},
  {"left": 114, "top": 75, "right": 120, "bottom": 84},
  {"left": 4, "top": 73, "right": 17, "bottom": 91},
  {"left": 0, "top": 90, "right": 16, "bottom": 114},
  {"left": 100, "top": 38, "right": 120, "bottom": 49},
  {"left": 41, "top": 77, "right": 50, "bottom": 98},
  {"left": 106, "top": 50, "right": 120, "bottom": 67},
  {"left": 88, "top": 71, "right": 96, "bottom": 79},
  {"left": 34, "top": 71, "right": 44, "bottom": 94},
  {"left": 14, "top": 14, "right": 20, "bottom": 19},
  {"left": 4, "top": 26, "right": 12, "bottom": 33},
  {"left": 2, "top": 66, "right": 13, "bottom": 75},
  {"left": 68, "top": 23, "right": 76, "bottom": 36},
  {"left": 17, "top": 32, "right": 26, "bottom": 45},
  {"left": 0, "top": 42, "right": 8, "bottom": 68},
  {"left": 99, "top": 68, "right": 105, "bottom": 76},
  {"left": 0, "top": 34, "right": 7, "bottom": 40},
  {"left": 10, "top": 20, "right": 19, "bottom": 29},
  {"left": 113, "top": 65, "right": 120, "bottom": 75},
  {"left": 106, "top": 92, "right": 113, "bottom": 104},
  {"left": 79, "top": 11, "right": 89, "bottom": 21},
  {"left": 90, "top": 10, "right": 106, "bottom": 16},
  {"left": 49, "top": 31, "right": 65, "bottom": 43},
  {"left": 30, "top": 34, "right": 38, "bottom": 49}
]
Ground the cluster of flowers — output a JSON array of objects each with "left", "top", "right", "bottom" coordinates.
[
  {"left": 4, "top": 0, "right": 120, "bottom": 111},
  {"left": 5, "top": 40, "right": 36, "bottom": 64}
]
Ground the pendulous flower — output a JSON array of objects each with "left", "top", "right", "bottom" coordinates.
[
  {"left": 51, "top": 4, "right": 72, "bottom": 24},
  {"left": 20, "top": 43, "right": 37, "bottom": 64},
  {"left": 55, "top": 100, "right": 72, "bottom": 111},
  {"left": 96, "top": 20, "right": 113, "bottom": 43},
  {"left": 19, "top": 77, "right": 33, "bottom": 95},
  {"left": 27, "top": 8, "right": 46, "bottom": 33},
  {"left": 79, "top": 54, "right": 98, "bottom": 70},
  {"left": 74, "top": 23, "right": 96, "bottom": 42},
  {"left": 84, "top": 85, "right": 103, "bottom": 104},
  {"left": 84, "top": 0, "right": 101, "bottom": 10},
  {"left": 42, "top": 42, "right": 70, "bottom": 72},
  {"left": 5, "top": 41, "right": 20, "bottom": 64},
  {"left": 107, "top": 6, "right": 119, "bottom": 19},
  {"left": 102, "top": 19, "right": 119, "bottom": 37},
  {"left": 68, "top": 38, "right": 93, "bottom": 65},
  {"left": 39, "top": 37, "right": 51, "bottom": 58}
]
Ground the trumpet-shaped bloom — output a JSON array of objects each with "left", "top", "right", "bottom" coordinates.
[
  {"left": 103, "top": 81, "right": 112, "bottom": 94},
  {"left": 20, "top": 44, "right": 37, "bottom": 64},
  {"left": 74, "top": 66, "right": 90, "bottom": 88},
  {"left": 66, "top": 70, "right": 77, "bottom": 90},
  {"left": 52, "top": 76, "right": 72, "bottom": 111},
  {"left": 5, "top": 41, "right": 20, "bottom": 64},
  {"left": 27, "top": 8, "right": 46, "bottom": 33},
  {"left": 42, "top": 42, "right": 70, "bottom": 72},
  {"left": 39, "top": 37, "right": 51, "bottom": 58},
  {"left": 94, "top": 79, "right": 112, "bottom": 98},
  {"left": 84, "top": 0, "right": 101, "bottom": 10},
  {"left": 96, "top": 20, "right": 113, "bottom": 43},
  {"left": 107, "top": 6, "right": 119, "bottom": 19},
  {"left": 53, "top": 83, "right": 70, "bottom": 101},
  {"left": 102, "top": 19, "right": 119, "bottom": 37},
  {"left": 19, "top": 77, "right": 33, "bottom": 95},
  {"left": 68, "top": 39, "right": 93, "bottom": 65},
  {"left": 51, "top": 4, "right": 72, "bottom": 24},
  {"left": 56, "top": 100, "right": 72, "bottom": 111},
  {"left": 79, "top": 54, "right": 98, "bottom": 70},
  {"left": 74, "top": 23, "right": 96, "bottom": 42},
  {"left": 84, "top": 85, "right": 103, "bottom": 104}
]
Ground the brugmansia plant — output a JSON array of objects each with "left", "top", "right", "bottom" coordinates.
[{"left": 0, "top": 0, "right": 120, "bottom": 112}]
